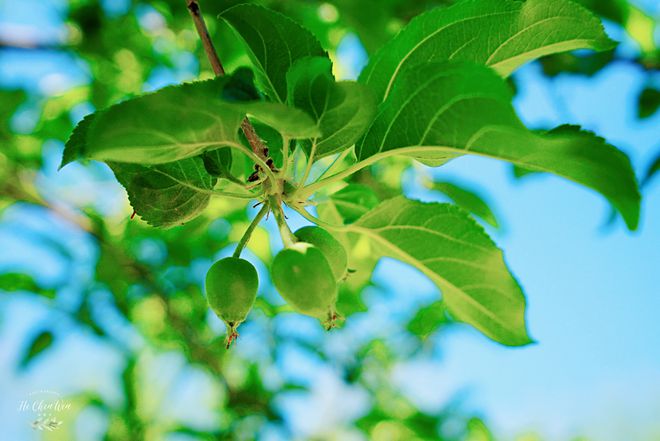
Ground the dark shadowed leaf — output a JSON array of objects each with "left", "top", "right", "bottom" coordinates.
[
  {"left": 109, "top": 157, "right": 217, "bottom": 228},
  {"left": 0, "top": 89, "right": 27, "bottom": 140},
  {"left": 20, "top": 331, "right": 54, "bottom": 369},
  {"left": 202, "top": 148, "right": 233, "bottom": 178},
  {"left": 323, "top": 183, "right": 380, "bottom": 224},
  {"left": 287, "top": 57, "right": 376, "bottom": 157},
  {"left": 219, "top": 4, "right": 327, "bottom": 102},
  {"left": 643, "top": 151, "right": 660, "bottom": 187},
  {"left": 638, "top": 86, "right": 660, "bottom": 119}
]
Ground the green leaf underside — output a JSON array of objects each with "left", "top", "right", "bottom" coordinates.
[
  {"left": 358, "top": 62, "right": 640, "bottom": 230},
  {"left": 109, "top": 157, "right": 216, "bottom": 228},
  {"left": 61, "top": 76, "right": 319, "bottom": 167},
  {"left": 325, "top": 184, "right": 380, "bottom": 224},
  {"left": 220, "top": 4, "right": 327, "bottom": 103},
  {"left": 511, "top": 164, "right": 541, "bottom": 179},
  {"left": 430, "top": 180, "right": 499, "bottom": 228},
  {"left": 202, "top": 148, "right": 233, "bottom": 178},
  {"left": 360, "top": 0, "right": 615, "bottom": 101},
  {"left": 352, "top": 196, "right": 531, "bottom": 346},
  {"left": 407, "top": 300, "right": 451, "bottom": 339},
  {"left": 287, "top": 57, "right": 376, "bottom": 157}
]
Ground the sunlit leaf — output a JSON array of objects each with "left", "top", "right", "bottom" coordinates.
[
  {"left": 352, "top": 196, "right": 532, "bottom": 346},
  {"left": 360, "top": 0, "right": 615, "bottom": 101},
  {"left": 219, "top": 4, "right": 327, "bottom": 102},
  {"left": 428, "top": 180, "right": 499, "bottom": 228},
  {"left": 407, "top": 300, "right": 451, "bottom": 340},
  {"left": 358, "top": 62, "right": 640, "bottom": 229},
  {"left": 61, "top": 75, "right": 319, "bottom": 167}
]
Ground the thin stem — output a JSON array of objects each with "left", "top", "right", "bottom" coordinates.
[
  {"left": 269, "top": 196, "right": 296, "bottom": 247},
  {"left": 211, "top": 189, "right": 260, "bottom": 200},
  {"left": 291, "top": 205, "right": 350, "bottom": 232},
  {"left": 317, "top": 148, "right": 353, "bottom": 181},
  {"left": 185, "top": 0, "right": 225, "bottom": 75},
  {"left": 299, "top": 153, "right": 382, "bottom": 198},
  {"left": 185, "top": 0, "right": 270, "bottom": 163},
  {"left": 222, "top": 173, "right": 248, "bottom": 187},
  {"left": 150, "top": 165, "right": 260, "bottom": 199},
  {"left": 280, "top": 136, "right": 291, "bottom": 177},
  {"left": 297, "top": 141, "right": 317, "bottom": 189},
  {"left": 224, "top": 141, "right": 278, "bottom": 184},
  {"left": 239, "top": 118, "right": 270, "bottom": 162},
  {"left": 233, "top": 203, "right": 270, "bottom": 258}
]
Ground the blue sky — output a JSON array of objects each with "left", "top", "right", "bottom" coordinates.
[
  {"left": 1, "top": 1, "right": 659, "bottom": 440},
  {"left": 401, "top": 60, "right": 660, "bottom": 439}
]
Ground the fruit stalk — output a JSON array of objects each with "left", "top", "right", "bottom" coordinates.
[
  {"left": 233, "top": 202, "right": 270, "bottom": 258},
  {"left": 269, "top": 196, "right": 296, "bottom": 247}
]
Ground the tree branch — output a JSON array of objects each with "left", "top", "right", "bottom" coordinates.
[
  {"left": 185, "top": 0, "right": 225, "bottom": 76},
  {"left": 185, "top": 0, "right": 272, "bottom": 167}
]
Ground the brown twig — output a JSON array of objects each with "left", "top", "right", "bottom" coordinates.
[
  {"left": 185, "top": 0, "right": 272, "bottom": 166},
  {"left": 185, "top": 0, "right": 225, "bottom": 76}
]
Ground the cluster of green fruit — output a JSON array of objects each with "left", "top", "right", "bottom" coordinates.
[{"left": 205, "top": 226, "right": 348, "bottom": 347}]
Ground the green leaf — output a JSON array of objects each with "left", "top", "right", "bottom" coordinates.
[
  {"left": 316, "top": 187, "right": 381, "bottom": 300},
  {"left": 407, "top": 300, "right": 451, "bottom": 340},
  {"left": 330, "top": 0, "right": 396, "bottom": 54},
  {"left": 61, "top": 76, "right": 319, "bottom": 167},
  {"left": 202, "top": 148, "right": 233, "bottom": 178},
  {"left": 638, "top": 86, "right": 660, "bottom": 120},
  {"left": 427, "top": 180, "right": 499, "bottom": 228},
  {"left": 357, "top": 62, "right": 640, "bottom": 230},
  {"left": 219, "top": 4, "right": 326, "bottom": 102},
  {"left": 0, "top": 272, "right": 57, "bottom": 298},
  {"left": 109, "top": 157, "right": 217, "bottom": 228},
  {"left": 324, "top": 184, "right": 380, "bottom": 224},
  {"left": 20, "top": 330, "right": 54, "bottom": 369},
  {"left": 286, "top": 57, "right": 376, "bottom": 157},
  {"left": 0, "top": 89, "right": 26, "bottom": 140},
  {"left": 352, "top": 196, "right": 531, "bottom": 346},
  {"left": 511, "top": 164, "right": 541, "bottom": 179},
  {"left": 360, "top": 0, "right": 615, "bottom": 101},
  {"left": 643, "top": 151, "right": 660, "bottom": 187},
  {"left": 466, "top": 417, "right": 496, "bottom": 441},
  {"left": 540, "top": 50, "right": 614, "bottom": 78}
]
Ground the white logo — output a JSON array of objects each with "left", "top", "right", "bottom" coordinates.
[{"left": 17, "top": 390, "right": 72, "bottom": 431}]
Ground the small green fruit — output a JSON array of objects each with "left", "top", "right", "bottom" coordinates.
[
  {"left": 205, "top": 257, "right": 258, "bottom": 347},
  {"left": 272, "top": 242, "right": 338, "bottom": 327},
  {"left": 294, "top": 226, "right": 348, "bottom": 281}
]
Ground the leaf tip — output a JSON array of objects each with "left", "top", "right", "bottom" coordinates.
[{"left": 60, "top": 112, "right": 97, "bottom": 171}]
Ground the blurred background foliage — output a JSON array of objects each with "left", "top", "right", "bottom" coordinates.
[{"left": 0, "top": 0, "right": 658, "bottom": 440}]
